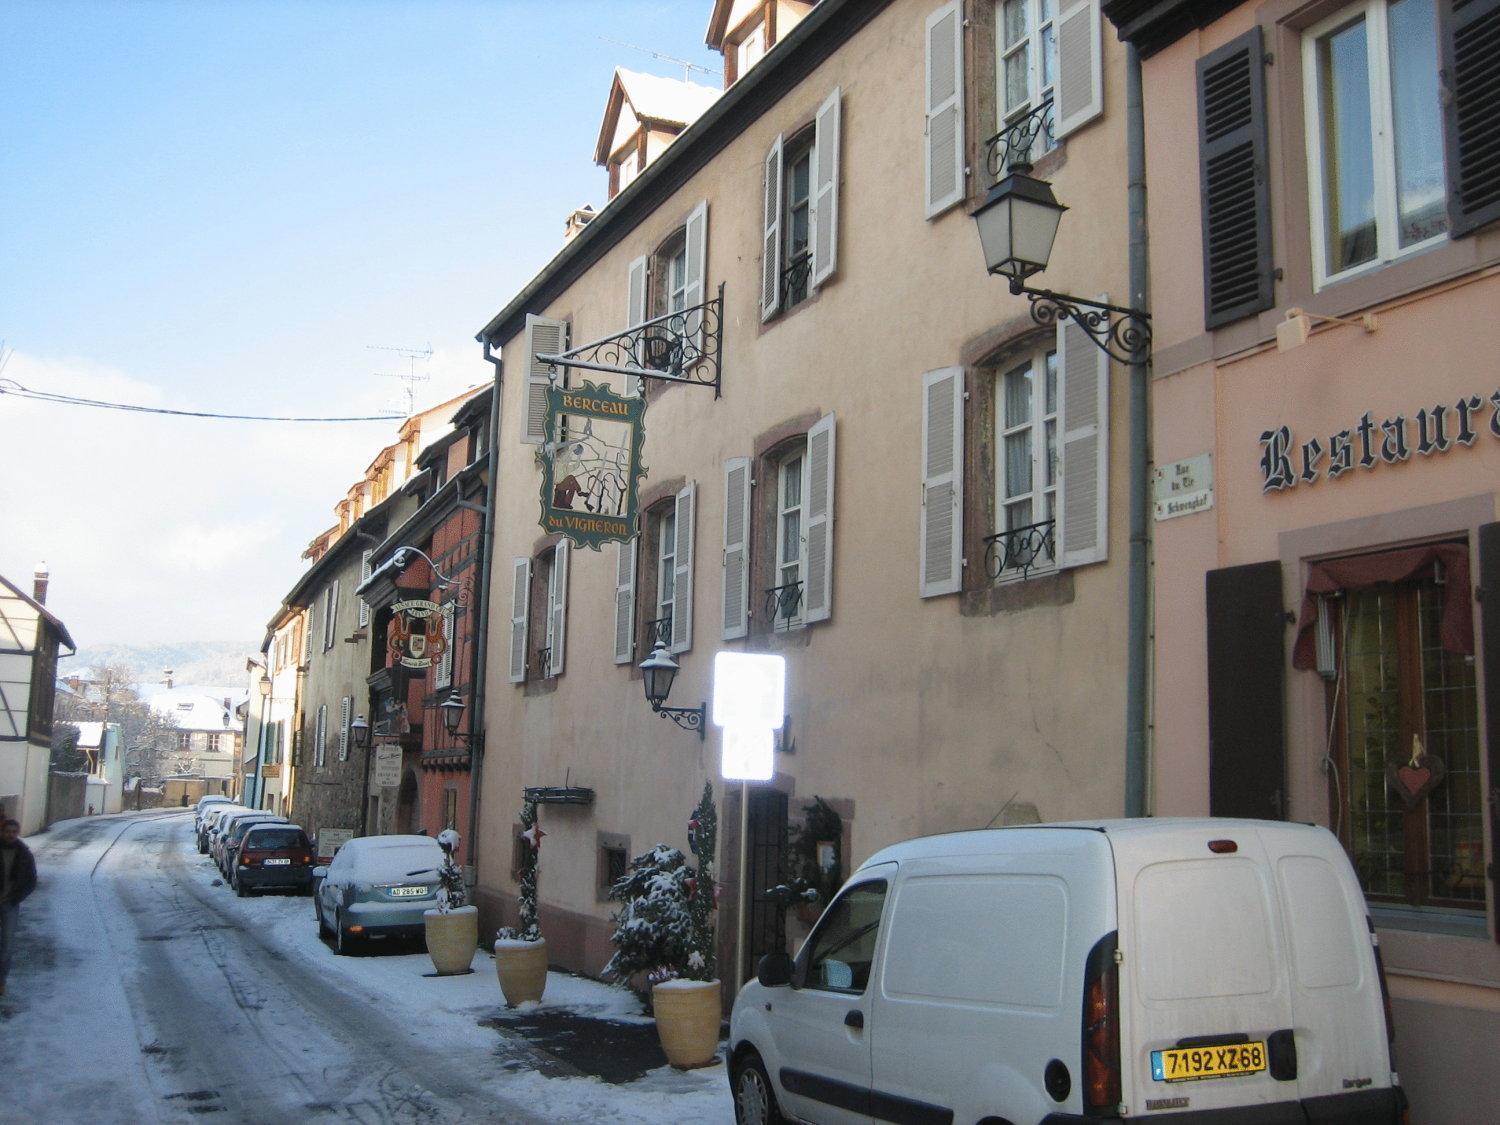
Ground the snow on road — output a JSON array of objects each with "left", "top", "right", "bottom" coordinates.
[{"left": 5, "top": 811, "right": 733, "bottom": 1124}]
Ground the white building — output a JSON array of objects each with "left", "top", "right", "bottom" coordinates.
[{"left": 0, "top": 567, "right": 75, "bottom": 834}]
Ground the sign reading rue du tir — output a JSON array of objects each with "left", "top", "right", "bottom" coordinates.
[
  {"left": 1153, "top": 454, "right": 1213, "bottom": 521},
  {"left": 1259, "top": 390, "right": 1500, "bottom": 493}
]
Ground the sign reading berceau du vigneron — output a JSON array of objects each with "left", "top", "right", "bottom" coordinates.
[
  {"left": 389, "top": 598, "right": 446, "bottom": 669},
  {"left": 1259, "top": 390, "right": 1500, "bottom": 493},
  {"left": 538, "top": 379, "right": 647, "bottom": 550}
]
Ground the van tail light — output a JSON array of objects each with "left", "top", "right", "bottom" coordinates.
[
  {"left": 1369, "top": 918, "right": 1396, "bottom": 1056},
  {"left": 1082, "top": 931, "right": 1122, "bottom": 1115}
]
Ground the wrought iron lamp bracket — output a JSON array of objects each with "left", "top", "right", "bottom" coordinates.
[
  {"left": 535, "top": 282, "right": 724, "bottom": 398},
  {"left": 651, "top": 700, "right": 707, "bottom": 741},
  {"left": 1013, "top": 284, "right": 1152, "bottom": 367}
]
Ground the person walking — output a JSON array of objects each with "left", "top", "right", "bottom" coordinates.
[{"left": 0, "top": 817, "right": 38, "bottom": 996}]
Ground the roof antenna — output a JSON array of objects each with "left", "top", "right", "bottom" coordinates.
[
  {"left": 596, "top": 34, "right": 713, "bottom": 82},
  {"left": 367, "top": 342, "right": 433, "bottom": 416}
]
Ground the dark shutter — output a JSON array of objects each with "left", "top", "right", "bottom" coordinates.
[
  {"left": 1206, "top": 561, "right": 1286, "bottom": 819},
  {"left": 1478, "top": 521, "right": 1500, "bottom": 940},
  {"left": 1196, "top": 26, "right": 1273, "bottom": 329},
  {"left": 1442, "top": 0, "right": 1500, "bottom": 237}
]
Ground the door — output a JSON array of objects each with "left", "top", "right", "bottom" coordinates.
[
  {"left": 771, "top": 872, "right": 891, "bottom": 1125},
  {"left": 743, "top": 787, "right": 788, "bottom": 983},
  {"left": 396, "top": 769, "right": 418, "bottom": 835}
]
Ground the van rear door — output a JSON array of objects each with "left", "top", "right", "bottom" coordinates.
[{"left": 1115, "top": 825, "right": 1302, "bottom": 1120}]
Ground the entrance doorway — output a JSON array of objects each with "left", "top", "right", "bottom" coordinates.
[
  {"left": 396, "top": 769, "right": 418, "bottom": 835},
  {"left": 742, "top": 788, "right": 789, "bottom": 983}
]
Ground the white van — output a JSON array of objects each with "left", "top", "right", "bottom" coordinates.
[{"left": 729, "top": 818, "right": 1405, "bottom": 1125}]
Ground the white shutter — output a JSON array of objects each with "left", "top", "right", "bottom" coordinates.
[
  {"left": 804, "top": 413, "right": 836, "bottom": 622},
  {"left": 358, "top": 549, "right": 372, "bottom": 627},
  {"left": 338, "top": 696, "right": 351, "bottom": 762},
  {"left": 810, "top": 88, "right": 841, "bottom": 288},
  {"left": 508, "top": 557, "right": 531, "bottom": 683},
  {"left": 613, "top": 538, "right": 637, "bottom": 664},
  {"left": 925, "top": 1, "right": 965, "bottom": 218},
  {"left": 520, "top": 314, "right": 567, "bottom": 445},
  {"left": 549, "top": 541, "right": 569, "bottom": 677},
  {"left": 1057, "top": 310, "right": 1110, "bottom": 568},
  {"left": 920, "top": 368, "right": 965, "bottom": 596},
  {"left": 626, "top": 255, "right": 649, "bottom": 397},
  {"left": 304, "top": 609, "right": 313, "bottom": 662},
  {"left": 683, "top": 200, "right": 708, "bottom": 351},
  {"left": 1054, "top": 0, "right": 1103, "bottom": 140},
  {"left": 325, "top": 582, "right": 339, "bottom": 650},
  {"left": 671, "top": 481, "right": 695, "bottom": 653},
  {"left": 436, "top": 603, "right": 455, "bottom": 688},
  {"left": 761, "top": 134, "right": 784, "bottom": 322},
  {"left": 315, "top": 704, "right": 327, "bottom": 768},
  {"left": 722, "top": 457, "right": 752, "bottom": 640}
]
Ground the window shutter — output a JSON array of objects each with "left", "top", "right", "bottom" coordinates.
[
  {"left": 1442, "top": 0, "right": 1500, "bottom": 237},
  {"left": 436, "top": 603, "right": 455, "bottom": 688},
  {"left": 1478, "top": 521, "right": 1500, "bottom": 941},
  {"left": 1206, "top": 562, "right": 1285, "bottom": 819},
  {"left": 549, "top": 541, "right": 569, "bottom": 677},
  {"left": 520, "top": 314, "right": 567, "bottom": 445},
  {"left": 625, "top": 255, "right": 649, "bottom": 396},
  {"left": 811, "top": 88, "right": 841, "bottom": 288},
  {"left": 325, "top": 582, "right": 339, "bottom": 650},
  {"left": 925, "top": 1, "right": 965, "bottom": 218},
  {"left": 358, "top": 550, "right": 372, "bottom": 628},
  {"left": 613, "top": 538, "right": 637, "bottom": 664},
  {"left": 683, "top": 200, "right": 709, "bottom": 351},
  {"left": 761, "top": 134, "right": 784, "bottom": 321},
  {"left": 508, "top": 557, "right": 530, "bottom": 684},
  {"left": 315, "top": 704, "right": 327, "bottom": 768},
  {"left": 1054, "top": 0, "right": 1104, "bottom": 139},
  {"left": 920, "top": 368, "right": 964, "bottom": 597},
  {"left": 804, "top": 413, "right": 836, "bottom": 623},
  {"left": 671, "top": 482, "right": 696, "bottom": 653},
  {"left": 1196, "top": 26, "right": 1273, "bottom": 328},
  {"left": 304, "top": 610, "right": 313, "bottom": 662},
  {"left": 338, "top": 696, "right": 351, "bottom": 762},
  {"left": 1057, "top": 314, "right": 1109, "bottom": 569},
  {"left": 722, "top": 457, "right": 752, "bottom": 639}
]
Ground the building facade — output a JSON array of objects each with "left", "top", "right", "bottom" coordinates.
[{"left": 0, "top": 568, "right": 75, "bottom": 834}]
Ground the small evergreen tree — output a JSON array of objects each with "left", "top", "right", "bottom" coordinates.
[
  {"left": 605, "top": 844, "right": 695, "bottom": 985},
  {"left": 684, "top": 781, "right": 717, "bottom": 982},
  {"left": 497, "top": 797, "right": 542, "bottom": 942}
]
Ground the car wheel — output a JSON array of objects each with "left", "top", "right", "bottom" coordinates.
[
  {"left": 315, "top": 899, "right": 330, "bottom": 937},
  {"left": 234, "top": 874, "right": 247, "bottom": 897},
  {"left": 732, "top": 1051, "right": 785, "bottom": 1125},
  {"left": 335, "top": 913, "right": 357, "bottom": 956}
]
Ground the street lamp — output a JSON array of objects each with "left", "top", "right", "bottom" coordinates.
[
  {"left": 438, "top": 690, "right": 472, "bottom": 742},
  {"left": 258, "top": 672, "right": 272, "bottom": 698},
  {"left": 350, "top": 715, "right": 370, "bottom": 750},
  {"left": 638, "top": 642, "right": 706, "bottom": 740}
]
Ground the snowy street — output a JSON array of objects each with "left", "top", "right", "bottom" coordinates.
[{"left": 5, "top": 811, "right": 732, "bottom": 1124}]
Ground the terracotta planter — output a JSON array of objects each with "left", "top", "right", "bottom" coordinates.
[
  {"left": 494, "top": 938, "right": 549, "bottom": 1006},
  {"left": 423, "top": 906, "right": 478, "bottom": 975},
  {"left": 652, "top": 978, "right": 722, "bottom": 1069}
]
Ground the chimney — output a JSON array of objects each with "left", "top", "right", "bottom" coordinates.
[
  {"left": 563, "top": 204, "right": 596, "bottom": 244},
  {"left": 33, "top": 561, "right": 49, "bottom": 605},
  {"left": 163, "top": 668, "right": 174, "bottom": 690}
]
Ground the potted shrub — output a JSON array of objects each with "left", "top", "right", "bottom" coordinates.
[
  {"left": 606, "top": 783, "right": 720, "bottom": 1069},
  {"left": 494, "top": 797, "right": 548, "bottom": 1005},
  {"left": 423, "top": 828, "right": 479, "bottom": 975}
]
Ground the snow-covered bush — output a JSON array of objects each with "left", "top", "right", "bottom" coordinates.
[
  {"left": 434, "top": 827, "right": 467, "bottom": 913},
  {"left": 496, "top": 797, "right": 542, "bottom": 944}
]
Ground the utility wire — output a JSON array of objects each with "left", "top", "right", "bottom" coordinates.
[{"left": 0, "top": 379, "right": 404, "bottom": 423}]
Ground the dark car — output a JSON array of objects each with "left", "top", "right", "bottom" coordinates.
[
  {"left": 219, "top": 814, "right": 287, "bottom": 876},
  {"left": 232, "top": 823, "right": 314, "bottom": 896}
]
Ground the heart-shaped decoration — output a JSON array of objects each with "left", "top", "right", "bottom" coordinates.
[{"left": 1386, "top": 753, "right": 1447, "bottom": 809}]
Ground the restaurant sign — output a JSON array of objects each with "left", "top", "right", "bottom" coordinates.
[
  {"left": 538, "top": 380, "right": 647, "bottom": 551},
  {"left": 390, "top": 598, "right": 447, "bottom": 669},
  {"left": 1259, "top": 391, "right": 1500, "bottom": 493}
]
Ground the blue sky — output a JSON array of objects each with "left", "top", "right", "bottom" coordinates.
[{"left": 1, "top": 0, "right": 719, "bottom": 650}]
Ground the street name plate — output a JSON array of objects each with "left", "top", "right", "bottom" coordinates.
[
  {"left": 373, "top": 744, "right": 403, "bottom": 788},
  {"left": 1153, "top": 453, "right": 1214, "bottom": 521}
]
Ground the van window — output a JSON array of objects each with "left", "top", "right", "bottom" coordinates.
[
  {"left": 882, "top": 874, "right": 1066, "bottom": 1008},
  {"left": 1277, "top": 855, "right": 1361, "bottom": 990},
  {"left": 1135, "top": 859, "right": 1275, "bottom": 1001},
  {"left": 801, "top": 880, "right": 887, "bottom": 993}
]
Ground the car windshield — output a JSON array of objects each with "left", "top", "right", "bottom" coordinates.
[{"left": 244, "top": 828, "right": 307, "bottom": 850}]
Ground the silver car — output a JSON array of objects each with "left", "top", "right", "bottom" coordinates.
[{"left": 312, "top": 835, "right": 445, "bottom": 955}]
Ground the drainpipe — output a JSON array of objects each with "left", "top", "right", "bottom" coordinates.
[
  {"left": 1124, "top": 42, "right": 1151, "bottom": 819},
  {"left": 465, "top": 341, "right": 504, "bottom": 879}
]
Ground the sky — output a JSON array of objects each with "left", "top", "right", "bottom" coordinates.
[{"left": 1, "top": 0, "right": 720, "bottom": 648}]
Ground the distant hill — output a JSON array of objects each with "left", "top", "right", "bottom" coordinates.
[{"left": 70, "top": 640, "right": 257, "bottom": 689}]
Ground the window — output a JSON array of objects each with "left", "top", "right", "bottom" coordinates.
[
  {"left": 1304, "top": 0, "right": 1446, "bottom": 286},
  {"left": 997, "top": 0, "right": 1058, "bottom": 156},
  {"left": 627, "top": 202, "right": 708, "bottom": 389},
  {"left": 773, "top": 447, "right": 808, "bottom": 628},
  {"left": 738, "top": 20, "right": 766, "bottom": 75},
  {"left": 619, "top": 148, "right": 640, "bottom": 190},
  {"left": 598, "top": 833, "right": 631, "bottom": 898},
  {"left": 178, "top": 732, "right": 193, "bottom": 752},
  {"left": 761, "top": 91, "right": 841, "bottom": 321},
  {"left": 783, "top": 129, "right": 815, "bottom": 310},
  {"left": 443, "top": 787, "right": 458, "bottom": 832},
  {"left": 513, "top": 544, "right": 568, "bottom": 683},
  {"left": 660, "top": 235, "right": 689, "bottom": 319},
  {"left": 205, "top": 733, "right": 221, "bottom": 755},
  {"left": 995, "top": 346, "right": 1059, "bottom": 576},
  {"left": 652, "top": 506, "right": 678, "bottom": 648},
  {"left": 800, "top": 880, "right": 888, "bottom": 993},
  {"left": 745, "top": 415, "right": 835, "bottom": 632},
  {"left": 624, "top": 484, "right": 695, "bottom": 660},
  {"left": 543, "top": 549, "right": 565, "bottom": 676}
]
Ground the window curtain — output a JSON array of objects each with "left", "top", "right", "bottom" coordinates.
[{"left": 1291, "top": 542, "right": 1473, "bottom": 670}]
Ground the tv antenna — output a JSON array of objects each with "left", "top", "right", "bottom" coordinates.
[
  {"left": 596, "top": 35, "right": 714, "bottom": 82},
  {"left": 367, "top": 342, "right": 432, "bottom": 416}
]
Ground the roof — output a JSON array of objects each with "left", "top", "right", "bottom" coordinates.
[
  {"left": 1101, "top": 0, "right": 1245, "bottom": 58},
  {"left": 593, "top": 68, "right": 722, "bottom": 165},
  {"left": 71, "top": 721, "right": 105, "bottom": 748},
  {"left": 141, "top": 685, "right": 244, "bottom": 733},
  {"left": 0, "top": 572, "right": 76, "bottom": 651}
]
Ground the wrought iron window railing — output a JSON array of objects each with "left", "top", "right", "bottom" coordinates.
[
  {"left": 534, "top": 646, "right": 552, "bottom": 677},
  {"left": 765, "top": 581, "right": 804, "bottom": 629},
  {"left": 984, "top": 519, "right": 1056, "bottom": 580},
  {"left": 642, "top": 613, "right": 673, "bottom": 654},
  {"left": 985, "top": 99, "right": 1055, "bottom": 181},
  {"left": 782, "top": 251, "right": 812, "bottom": 310}
]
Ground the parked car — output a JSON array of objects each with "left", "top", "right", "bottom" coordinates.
[
  {"left": 312, "top": 835, "right": 445, "bottom": 955},
  {"left": 198, "top": 803, "right": 246, "bottom": 855},
  {"left": 231, "top": 823, "right": 314, "bottom": 896},
  {"left": 194, "top": 794, "right": 233, "bottom": 832},
  {"left": 220, "top": 814, "right": 289, "bottom": 877},
  {"left": 213, "top": 810, "right": 281, "bottom": 873},
  {"left": 729, "top": 818, "right": 1406, "bottom": 1125}
]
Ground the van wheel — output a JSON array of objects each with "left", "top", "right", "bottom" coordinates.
[{"left": 732, "top": 1052, "right": 784, "bottom": 1125}]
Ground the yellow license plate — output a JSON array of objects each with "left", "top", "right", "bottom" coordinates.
[{"left": 1151, "top": 1041, "right": 1267, "bottom": 1083}]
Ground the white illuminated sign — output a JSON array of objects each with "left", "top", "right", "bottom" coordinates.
[
  {"left": 720, "top": 724, "right": 775, "bottom": 782},
  {"left": 711, "top": 652, "right": 786, "bottom": 730}
]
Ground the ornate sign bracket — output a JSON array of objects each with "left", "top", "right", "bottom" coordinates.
[{"left": 536, "top": 283, "right": 724, "bottom": 398}]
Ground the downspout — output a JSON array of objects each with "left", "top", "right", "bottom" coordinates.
[
  {"left": 465, "top": 341, "right": 504, "bottom": 878},
  {"left": 1124, "top": 42, "right": 1151, "bottom": 818},
  {"left": 349, "top": 524, "right": 383, "bottom": 839}
]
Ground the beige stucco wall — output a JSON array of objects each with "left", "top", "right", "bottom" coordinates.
[{"left": 475, "top": 0, "right": 1136, "bottom": 973}]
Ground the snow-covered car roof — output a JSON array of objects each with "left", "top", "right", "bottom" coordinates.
[{"left": 334, "top": 836, "right": 444, "bottom": 883}]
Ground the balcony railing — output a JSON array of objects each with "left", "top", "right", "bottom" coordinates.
[
  {"left": 642, "top": 613, "right": 673, "bottom": 654},
  {"left": 984, "top": 520, "right": 1056, "bottom": 580},
  {"left": 984, "top": 99, "right": 1055, "bottom": 181},
  {"left": 765, "top": 581, "right": 804, "bottom": 630},
  {"left": 535, "top": 646, "right": 552, "bottom": 677}
]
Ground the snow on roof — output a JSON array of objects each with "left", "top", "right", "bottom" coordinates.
[
  {"left": 141, "top": 685, "right": 245, "bottom": 732},
  {"left": 594, "top": 68, "right": 721, "bottom": 164},
  {"left": 72, "top": 721, "right": 105, "bottom": 748}
]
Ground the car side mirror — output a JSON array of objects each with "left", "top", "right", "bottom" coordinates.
[
  {"left": 756, "top": 951, "right": 795, "bottom": 988},
  {"left": 311, "top": 866, "right": 328, "bottom": 879}
]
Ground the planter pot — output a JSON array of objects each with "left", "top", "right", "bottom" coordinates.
[
  {"left": 494, "top": 938, "right": 548, "bottom": 1006},
  {"left": 423, "top": 906, "right": 478, "bottom": 975},
  {"left": 652, "top": 978, "right": 722, "bottom": 1069}
]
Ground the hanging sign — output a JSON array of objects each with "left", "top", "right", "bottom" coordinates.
[
  {"left": 537, "top": 379, "right": 647, "bottom": 550},
  {"left": 373, "top": 743, "right": 403, "bottom": 788},
  {"left": 390, "top": 598, "right": 447, "bottom": 669}
]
